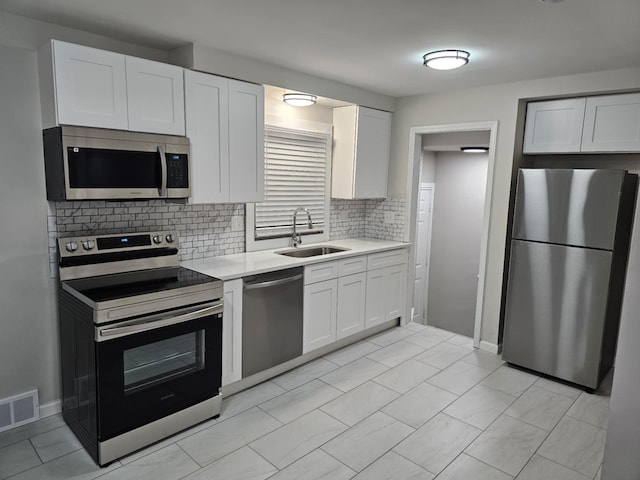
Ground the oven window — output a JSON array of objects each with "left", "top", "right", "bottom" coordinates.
[{"left": 123, "top": 330, "right": 205, "bottom": 394}]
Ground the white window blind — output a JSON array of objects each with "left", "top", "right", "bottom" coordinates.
[{"left": 255, "top": 125, "right": 330, "bottom": 240}]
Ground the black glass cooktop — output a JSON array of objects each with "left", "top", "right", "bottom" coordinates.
[{"left": 63, "top": 267, "right": 219, "bottom": 303}]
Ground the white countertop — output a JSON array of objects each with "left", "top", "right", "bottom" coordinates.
[{"left": 182, "top": 238, "right": 410, "bottom": 280}]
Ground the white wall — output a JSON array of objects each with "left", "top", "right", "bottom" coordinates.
[
  {"left": 420, "top": 150, "right": 436, "bottom": 183},
  {"left": 427, "top": 152, "right": 488, "bottom": 336},
  {"left": 390, "top": 67, "right": 640, "bottom": 345},
  {"left": 171, "top": 44, "right": 395, "bottom": 112},
  {"left": 0, "top": 45, "right": 58, "bottom": 406}
]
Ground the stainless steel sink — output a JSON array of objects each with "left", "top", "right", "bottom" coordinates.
[{"left": 276, "top": 246, "right": 350, "bottom": 258}]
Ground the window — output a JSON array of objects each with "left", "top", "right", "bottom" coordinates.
[{"left": 246, "top": 123, "right": 332, "bottom": 251}]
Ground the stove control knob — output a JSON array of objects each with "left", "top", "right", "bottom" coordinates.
[
  {"left": 65, "top": 241, "right": 78, "bottom": 253},
  {"left": 152, "top": 235, "right": 163, "bottom": 244},
  {"left": 82, "top": 240, "right": 95, "bottom": 251},
  {"left": 165, "top": 234, "right": 174, "bottom": 243}
]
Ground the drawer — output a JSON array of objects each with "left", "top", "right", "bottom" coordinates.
[
  {"left": 338, "top": 255, "right": 367, "bottom": 276},
  {"left": 367, "top": 249, "right": 408, "bottom": 270},
  {"left": 304, "top": 261, "right": 338, "bottom": 285}
]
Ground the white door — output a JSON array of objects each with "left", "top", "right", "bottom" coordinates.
[
  {"left": 522, "top": 98, "right": 586, "bottom": 154},
  {"left": 53, "top": 40, "right": 129, "bottom": 130},
  {"left": 365, "top": 268, "right": 387, "bottom": 328},
  {"left": 581, "top": 93, "right": 640, "bottom": 152},
  {"left": 413, "top": 183, "right": 434, "bottom": 323},
  {"left": 184, "top": 70, "right": 230, "bottom": 204},
  {"left": 126, "top": 57, "right": 185, "bottom": 135},
  {"left": 303, "top": 279, "right": 337, "bottom": 353},
  {"left": 228, "top": 80, "right": 264, "bottom": 203},
  {"left": 336, "top": 272, "right": 366, "bottom": 339}
]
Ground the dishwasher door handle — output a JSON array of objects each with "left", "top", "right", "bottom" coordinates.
[{"left": 244, "top": 273, "right": 303, "bottom": 290}]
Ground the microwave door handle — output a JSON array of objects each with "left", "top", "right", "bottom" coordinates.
[{"left": 158, "top": 144, "right": 168, "bottom": 197}]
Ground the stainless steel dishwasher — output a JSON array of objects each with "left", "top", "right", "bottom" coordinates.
[{"left": 242, "top": 267, "right": 303, "bottom": 377}]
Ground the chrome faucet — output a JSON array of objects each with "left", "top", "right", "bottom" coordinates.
[{"left": 292, "top": 207, "right": 313, "bottom": 247}]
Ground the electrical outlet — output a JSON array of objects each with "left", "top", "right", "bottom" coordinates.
[
  {"left": 384, "top": 211, "right": 395, "bottom": 224},
  {"left": 231, "top": 216, "right": 244, "bottom": 231}
]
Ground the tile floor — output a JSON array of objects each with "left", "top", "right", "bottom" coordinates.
[{"left": 0, "top": 323, "right": 610, "bottom": 480}]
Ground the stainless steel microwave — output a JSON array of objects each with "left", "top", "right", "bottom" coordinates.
[{"left": 43, "top": 126, "right": 190, "bottom": 201}]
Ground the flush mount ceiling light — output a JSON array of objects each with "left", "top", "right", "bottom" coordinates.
[
  {"left": 423, "top": 50, "right": 470, "bottom": 70},
  {"left": 283, "top": 93, "right": 317, "bottom": 107},
  {"left": 461, "top": 146, "right": 489, "bottom": 153}
]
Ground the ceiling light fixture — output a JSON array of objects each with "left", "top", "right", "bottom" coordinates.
[
  {"left": 283, "top": 93, "right": 317, "bottom": 107},
  {"left": 423, "top": 50, "right": 470, "bottom": 70},
  {"left": 461, "top": 146, "right": 489, "bottom": 153}
]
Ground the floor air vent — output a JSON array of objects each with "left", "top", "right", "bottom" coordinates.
[{"left": 0, "top": 390, "right": 39, "bottom": 433}]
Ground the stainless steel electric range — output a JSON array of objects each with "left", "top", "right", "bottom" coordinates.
[{"left": 57, "top": 230, "right": 223, "bottom": 466}]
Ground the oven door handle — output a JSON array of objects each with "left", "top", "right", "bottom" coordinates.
[{"left": 99, "top": 303, "right": 222, "bottom": 339}]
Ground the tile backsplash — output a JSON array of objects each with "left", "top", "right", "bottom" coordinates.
[{"left": 48, "top": 197, "right": 406, "bottom": 276}]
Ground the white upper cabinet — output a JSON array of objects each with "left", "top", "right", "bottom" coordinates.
[
  {"left": 581, "top": 93, "right": 640, "bottom": 152},
  {"left": 184, "top": 70, "right": 264, "bottom": 204},
  {"left": 523, "top": 98, "right": 586, "bottom": 154},
  {"left": 332, "top": 105, "right": 391, "bottom": 199},
  {"left": 39, "top": 40, "right": 185, "bottom": 135},
  {"left": 125, "top": 57, "right": 185, "bottom": 135},
  {"left": 185, "top": 70, "right": 229, "bottom": 204},
  {"left": 228, "top": 79, "right": 265, "bottom": 203},
  {"left": 43, "top": 40, "right": 129, "bottom": 130},
  {"left": 523, "top": 93, "right": 640, "bottom": 154}
]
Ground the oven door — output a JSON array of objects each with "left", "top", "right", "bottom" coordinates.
[{"left": 95, "top": 301, "right": 222, "bottom": 441}]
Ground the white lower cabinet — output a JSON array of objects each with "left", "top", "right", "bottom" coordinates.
[
  {"left": 365, "top": 252, "right": 408, "bottom": 328},
  {"left": 303, "top": 249, "right": 407, "bottom": 353},
  {"left": 222, "top": 279, "right": 242, "bottom": 386},
  {"left": 365, "top": 268, "right": 387, "bottom": 328},
  {"left": 303, "top": 279, "right": 338, "bottom": 353},
  {"left": 336, "top": 272, "right": 366, "bottom": 339},
  {"left": 385, "top": 263, "right": 408, "bottom": 321}
]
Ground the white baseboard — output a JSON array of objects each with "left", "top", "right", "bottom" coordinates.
[
  {"left": 479, "top": 341, "right": 501, "bottom": 354},
  {"left": 39, "top": 399, "right": 62, "bottom": 418}
]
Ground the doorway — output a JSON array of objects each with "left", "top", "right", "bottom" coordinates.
[{"left": 405, "top": 122, "right": 498, "bottom": 350}]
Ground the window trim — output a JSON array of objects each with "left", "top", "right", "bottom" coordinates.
[{"left": 246, "top": 116, "right": 332, "bottom": 252}]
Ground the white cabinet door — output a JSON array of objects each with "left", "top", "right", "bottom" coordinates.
[
  {"left": 365, "top": 268, "right": 387, "bottom": 328},
  {"left": 336, "top": 272, "right": 366, "bottom": 340},
  {"left": 353, "top": 106, "right": 391, "bottom": 198},
  {"left": 52, "top": 40, "right": 128, "bottom": 130},
  {"left": 303, "top": 279, "right": 337, "bottom": 353},
  {"left": 365, "top": 255, "right": 408, "bottom": 328},
  {"left": 332, "top": 105, "right": 391, "bottom": 199},
  {"left": 581, "top": 93, "right": 640, "bottom": 152},
  {"left": 185, "top": 70, "right": 229, "bottom": 204},
  {"left": 386, "top": 263, "right": 408, "bottom": 321},
  {"left": 126, "top": 57, "right": 185, "bottom": 135},
  {"left": 228, "top": 80, "right": 264, "bottom": 203},
  {"left": 222, "top": 279, "right": 243, "bottom": 386},
  {"left": 523, "top": 98, "right": 586, "bottom": 154}
]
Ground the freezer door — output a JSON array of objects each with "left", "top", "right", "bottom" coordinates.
[
  {"left": 512, "top": 169, "right": 625, "bottom": 250},
  {"left": 502, "top": 240, "right": 613, "bottom": 388}
]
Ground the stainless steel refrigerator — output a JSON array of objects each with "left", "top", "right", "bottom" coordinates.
[{"left": 502, "top": 168, "right": 637, "bottom": 390}]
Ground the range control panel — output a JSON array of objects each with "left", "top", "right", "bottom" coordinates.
[{"left": 58, "top": 231, "right": 178, "bottom": 257}]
